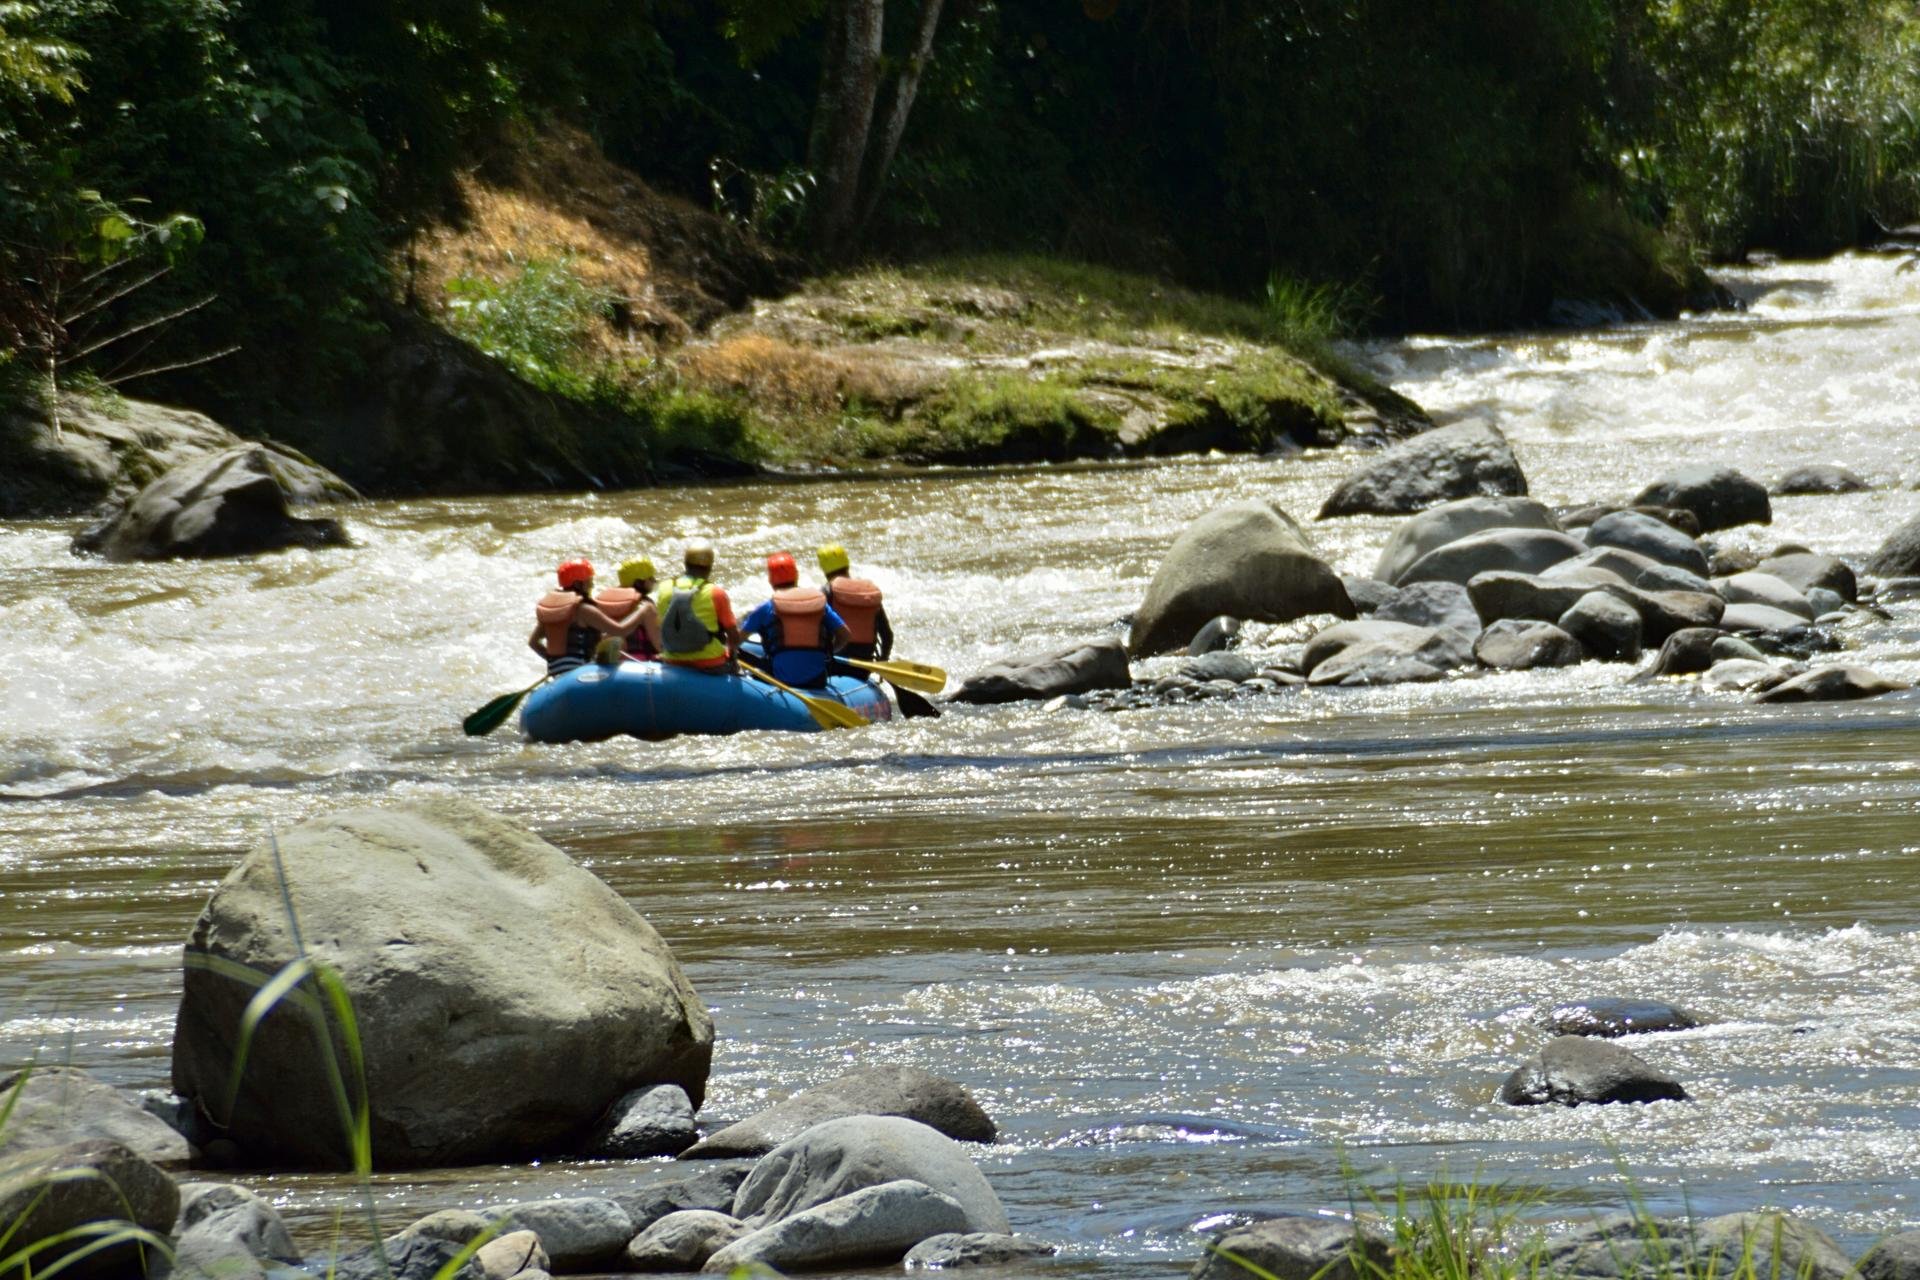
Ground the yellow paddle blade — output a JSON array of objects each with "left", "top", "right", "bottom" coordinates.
[
  {"left": 841, "top": 656, "right": 946, "bottom": 694},
  {"left": 738, "top": 663, "right": 867, "bottom": 731}
]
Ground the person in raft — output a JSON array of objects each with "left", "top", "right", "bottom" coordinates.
[
  {"left": 528, "top": 558, "right": 648, "bottom": 675},
  {"left": 817, "top": 543, "right": 892, "bottom": 662},
  {"left": 593, "top": 557, "right": 665, "bottom": 660},
  {"left": 740, "top": 551, "right": 853, "bottom": 688},
  {"left": 657, "top": 540, "right": 743, "bottom": 672}
]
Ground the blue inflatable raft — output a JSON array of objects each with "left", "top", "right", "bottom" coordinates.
[{"left": 520, "top": 660, "right": 893, "bottom": 742}]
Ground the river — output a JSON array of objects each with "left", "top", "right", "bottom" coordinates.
[{"left": 3, "top": 252, "right": 1919, "bottom": 1274}]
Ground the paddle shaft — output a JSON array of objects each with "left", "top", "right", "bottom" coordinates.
[
  {"left": 737, "top": 661, "right": 867, "bottom": 731},
  {"left": 839, "top": 655, "right": 946, "bottom": 693}
]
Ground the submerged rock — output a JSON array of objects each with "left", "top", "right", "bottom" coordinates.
[
  {"left": 74, "top": 445, "right": 352, "bottom": 562},
  {"left": 953, "top": 637, "right": 1131, "bottom": 703},
  {"left": 1498, "top": 1036, "right": 1687, "bottom": 1106},
  {"left": 1703, "top": 658, "right": 1783, "bottom": 692},
  {"left": 171, "top": 799, "right": 713, "bottom": 1168},
  {"left": 1374, "top": 495, "right": 1560, "bottom": 584},
  {"left": 1633, "top": 464, "right": 1772, "bottom": 531},
  {"left": 683, "top": 1066, "right": 995, "bottom": 1160},
  {"left": 1754, "top": 665, "right": 1911, "bottom": 703},
  {"left": 1541, "top": 998, "right": 1702, "bottom": 1038},
  {"left": 1319, "top": 419, "right": 1527, "bottom": 517},
  {"left": 1129, "top": 498, "right": 1352, "bottom": 657},
  {"left": 1190, "top": 1216, "right": 1392, "bottom": 1280},
  {"left": 1474, "top": 619, "right": 1583, "bottom": 670},
  {"left": 1774, "top": 463, "right": 1868, "bottom": 495},
  {"left": 1182, "top": 651, "right": 1258, "bottom": 683}
]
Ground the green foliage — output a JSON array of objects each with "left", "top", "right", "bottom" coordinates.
[
  {"left": 1611, "top": 0, "right": 1920, "bottom": 257},
  {"left": 444, "top": 259, "right": 609, "bottom": 389},
  {"left": 0, "top": 1, "right": 79, "bottom": 102}
]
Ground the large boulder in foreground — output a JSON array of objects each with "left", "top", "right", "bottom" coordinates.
[
  {"left": 1373, "top": 496, "right": 1559, "bottom": 585},
  {"left": 1498, "top": 1036, "right": 1687, "bottom": 1106},
  {"left": 1632, "top": 465, "right": 1771, "bottom": 532},
  {"left": 683, "top": 1066, "right": 995, "bottom": 1159},
  {"left": 952, "top": 638, "right": 1130, "bottom": 704},
  {"left": 1318, "top": 420, "right": 1526, "bottom": 517},
  {"left": 171, "top": 798, "right": 713, "bottom": 1168},
  {"left": 732, "top": 1116, "right": 1009, "bottom": 1234},
  {"left": 0, "top": 1141, "right": 177, "bottom": 1279},
  {"left": 74, "top": 446, "right": 352, "bottom": 561},
  {"left": 0, "top": 1067, "right": 192, "bottom": 1167},
  {"left": 1868, "top": 510, "right": 1920, "bottom": 578},
  {"left": 1129, "top": 499, "right": 1353, "bottom": 657}
]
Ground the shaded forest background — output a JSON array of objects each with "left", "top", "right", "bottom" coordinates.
[{"left": 4, "top": 0, "right": 1919, "bottom": 477}]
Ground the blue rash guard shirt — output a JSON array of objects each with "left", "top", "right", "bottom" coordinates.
[{"left": 741, "top": 597, "right": 847, "bottom": 687}]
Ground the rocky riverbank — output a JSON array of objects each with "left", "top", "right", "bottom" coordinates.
[
  {"left": 10, "top": 799, "right": 1920, "bottom": 1280},
  {"left": 954, "top": 423, "right": 1918, "bottom": 712}
]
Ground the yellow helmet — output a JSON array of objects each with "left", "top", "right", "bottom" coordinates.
[
  {"left": 684, "top": 539, "right": 715, "bottom": 571},
  {"left": 817, "top": 543, "right": 851, "bottom": 575},
  {"left": 617, "top": 557, "right": 656, "bottom": 588}
]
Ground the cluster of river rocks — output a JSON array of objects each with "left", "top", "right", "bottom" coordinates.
[
  {"left": 954, "top": 421, "right": 1920, "bottom": 711},
  {"left": 7, "top": 800, "right": 1920, "bottom": 1279}
]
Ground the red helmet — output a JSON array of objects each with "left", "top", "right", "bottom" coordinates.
[
  {"left": 557, "top": 558, "right": 594, "bottom": 589},
  {"left": 766, "top": 551, "right": 799, "bottom": 587}
]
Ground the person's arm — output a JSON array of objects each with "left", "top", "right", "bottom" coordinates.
[
  {"left": 577, "top": 601, "right": 641, "bottom": 638},
  {"left": 875, "top": 606, "right": 894, "bottom": 660},
  {"left": 638, "top": 600, "right": 664, "bottom": 654},
  {"left": 527, "top": 622, "right": 547, "bottom": 660},
  {"left": 823, "top": 603, "right": 851, "bottom": 653},
  {"left": 714, "top": 588, "right": 744, "bottom": 655}
]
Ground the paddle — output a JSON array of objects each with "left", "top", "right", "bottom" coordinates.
[
  {"left": 891, "top": 684, "right": 942, "bottom": 719},
  {"left": 463, "top": 677, "right": 547, "bottom": 737},
  {"left": 737, "top": 662, "right": 868, "bottom": 731},
  {"left": 838, "top": 656, "right": 947, "bottom": 693}
]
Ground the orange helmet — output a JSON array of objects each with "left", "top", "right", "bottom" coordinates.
[
  {"left": 557, "top": 558, "right": 594, "bottom": 589},
  {"left": 766, "top": 551, "right": 799, "bottom": 587}
]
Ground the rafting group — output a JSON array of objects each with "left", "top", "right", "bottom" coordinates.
[{"left": 465, "top": 540, "right": 945, "bottom": 741}]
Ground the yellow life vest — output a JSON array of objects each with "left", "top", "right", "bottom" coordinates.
[{"left": 658, "top": 575, "right": 726, "bottom": 662}]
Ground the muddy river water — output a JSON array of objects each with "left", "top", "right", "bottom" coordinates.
[{"left": 3, "top": 253, "right": 1920, "bottom": 1274}]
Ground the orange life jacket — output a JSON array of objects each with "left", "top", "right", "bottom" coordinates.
[
  {"left": 771, "top": 587, "right": 828, "bottom": 650},
  {"left": 535, "top": 591, "right": 594, "bottom": 661},
  {"left": 827, "top": 577, "right": 883, "bottom": 645},
  {"left": 594, "top": 586, "right": 658, "bottom": 659}
]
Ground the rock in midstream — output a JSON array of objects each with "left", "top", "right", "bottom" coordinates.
[
  {"left": 1474, "top": 619, "right": 1583, "bottom": 670},
  {"left": 1633, "top": 464, "right": 1773, "bottom": 531},
  {"left": 1584, "top": 509, "right": 1710, "bottom": 576},
  {"left": 0, "top": 1067, "right": 193, "bottom": 1167},
  {"left": 1190, "top": 1215, "right": 1392, "bottom": 1280},
  {"left": 1129, "top": 497, "right": 1353, "bottom": 657},
  {"left": 1539, "top": 998, "right": 1703, "bottom": 1037},
  {"left": 1754, "top": 665, "right": 1911, "bottom": 703},
  {"left": 732, "top": 1116, "right": 1008, "bottom": 1234},
  {"left": 1375, "top": 495, "right": 1561, "bottom": 584},
  {"left": 1557, "top": 591, "right": 1642, "bottom": 663},
  {"left": 1774, "top": 463, "right": 1869, "bottom": 495},
  {"left": 1318, "top": 418, "right": 1528, "bottom": 518},
  {"left": 682, "top": 1065, "right": 995, "bottom": 1160},
  {"left": 1397, "top": 527, "right": 1588, "bottom": 587},
  {"left": 953, "top": 637, "right": 1133, "bottom": 703},
  {"left": 1498, "top": 1035, "right": 1688, "bottom": 1106}
]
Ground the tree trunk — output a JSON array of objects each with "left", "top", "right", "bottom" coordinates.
[
  {"left": 809, "top": 0, "right": 886, "bottom": 259},
  {"left": 854, "top": 0, "right": 947, "bottom": 238}
]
